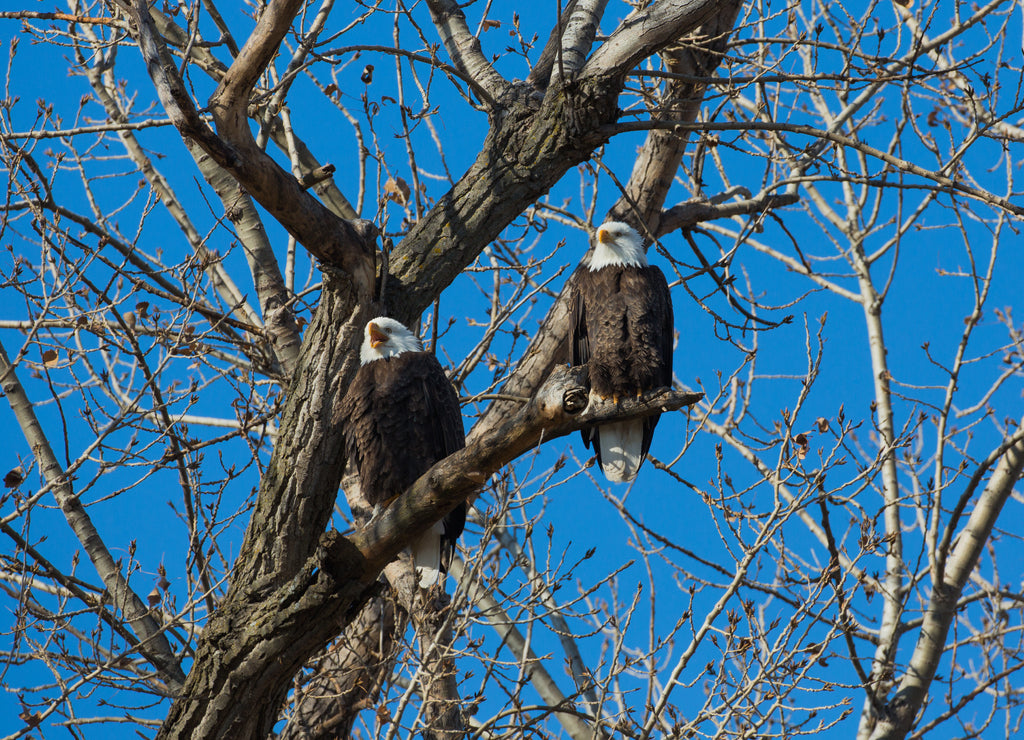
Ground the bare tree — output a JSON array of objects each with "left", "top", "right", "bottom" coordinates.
[{"left": 2, "top": 1, "right": 1023, "bottom": 739}]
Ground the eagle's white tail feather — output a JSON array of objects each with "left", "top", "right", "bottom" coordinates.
[
  {"left": 412, "top": 521, "right": 445, "bottom": 588},
  {"left": 598, "top": 420, "right": 644, "bottom": 482}
]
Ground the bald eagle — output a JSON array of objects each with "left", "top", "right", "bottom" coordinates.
[
  {"left": 569, "top": 221, "right": 674, "bottom": 482},
  {"left": 340, "top": 317, "right": 466, "bottom": 587}
]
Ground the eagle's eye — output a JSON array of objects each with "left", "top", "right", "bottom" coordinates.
[{"left": 385, "top": 327, "right": 393, "bottom": 334}]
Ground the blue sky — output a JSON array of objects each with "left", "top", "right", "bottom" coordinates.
[{"left": 1, "top": 1, "right": 1023, "bottom": 738}]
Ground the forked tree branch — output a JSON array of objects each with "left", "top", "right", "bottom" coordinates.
[
  {"left": 156, "top": 362, "right": 700, "bottom": 739},
  {"left": 78, "top": 33, "right": 302, "bottom": 377},
  {"left": 424, "top": 0, "right": 510, "bottom": 108},
  {"left": 126, "top": 0, "right": 377, "bottom": 291}
]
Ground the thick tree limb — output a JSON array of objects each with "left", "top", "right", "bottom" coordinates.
[
  {"left": 351, "top": 366, "right": 702, "bottom": 569},
  {"left": 155, "top": 531, "right": 373, "bottom": 740},
  {"left": 156, "top": 361, "right": 700, "bottom": 739},
  {"left": 359, "top": 370, "right": 699, "bottom": 576},
  {"left": 278, "top": 591, "right": 399, "bottom": 740},
  {"left": 419, "top": 596, "right": 472, "bottom": 739},
  {"left": 208, "top": 0, "right": 300, "bottom": 118},
  {"left": 581, "top": 0, "right": 720, "bottom": 79},
  {"left": 223, "top": 277, "right": 370, "bottom": 595},
  {"left": 278, "top": 474, "right": 401, "bottom": 740},
  {"left": 383, "top": 75, "right": 620, "bottom": 323},
  {"left": 382, "top": 507, "right": 466, "bottom": 738}
]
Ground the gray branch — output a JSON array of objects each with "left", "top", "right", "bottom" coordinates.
[
  {"left": 550, "top": 0, "right": 610, "bottom": 86},
  {"left": 351, "top": 365, "right": 702, "bottom": 570},
  {"left": 659, "top": 191, "right": 800, "bottom": 233},
  {"left": 425, "top": 0, "right": 511, "bottom": 108},
  {"left": 127, "top": 0, "right": 377, "bottom": 290},
  {"left": 868, "top": 423, "right": 1024, "bottom": 740},
  {"left": 450, "top": 558, "right": 597, "bottom": 740},
  {"left": 0, "top": 340, "right": 186, "bottom": 693},
  {"left": 581, "top": 0, "right": 720, "bottom": 79}
]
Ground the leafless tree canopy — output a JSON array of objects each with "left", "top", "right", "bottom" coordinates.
[{"left": 1, "top": 1, "right": 1023, "bottom": 738}]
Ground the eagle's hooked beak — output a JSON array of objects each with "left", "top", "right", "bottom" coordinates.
[
  {"left": 596, "top": 227, "right": 613, "bottom": 244},
  {"left": 368, "top": 322, "right": 389, "bottom": 348}
]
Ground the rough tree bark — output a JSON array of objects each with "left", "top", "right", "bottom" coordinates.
[
  {"left": 3, "top": 3, "right": 1021, "bottom": 738},
  {"left": 154, "top": 357, "right": 698, "bottom": 738},
  {"left": 281, "top": 589, "right": 400, "bottom": 739},
  {"left": 113, "top": 0, "right": 727, "bottom": 736}
]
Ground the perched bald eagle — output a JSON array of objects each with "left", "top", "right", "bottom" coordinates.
[
  {"left": 340, "top": 317, "right": 466, "bottom": 587},
  {"left": 569, "top": 221, "right": 674, "bottom": 482}
]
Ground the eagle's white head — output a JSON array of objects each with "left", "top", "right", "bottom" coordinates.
[
  {"left": 589, "top": 221, "right": 648, "bottom": 270},
  {"left": 360, "top": 317, "right": 422, "bottom": 364}
]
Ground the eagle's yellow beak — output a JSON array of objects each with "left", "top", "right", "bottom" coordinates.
[
  {"left": 368, "top": 322, "right": 389, "bottom": 348},
  {"left": 597, "top": 228, "right": 613, "bottom": 244}
]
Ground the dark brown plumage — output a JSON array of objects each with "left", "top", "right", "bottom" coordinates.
[
  {"left": 569, "top": 222, "right": 674, "bottom": 481},
  {"left": 340, "top": 319, "right": 466, "bottom": 584}
]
